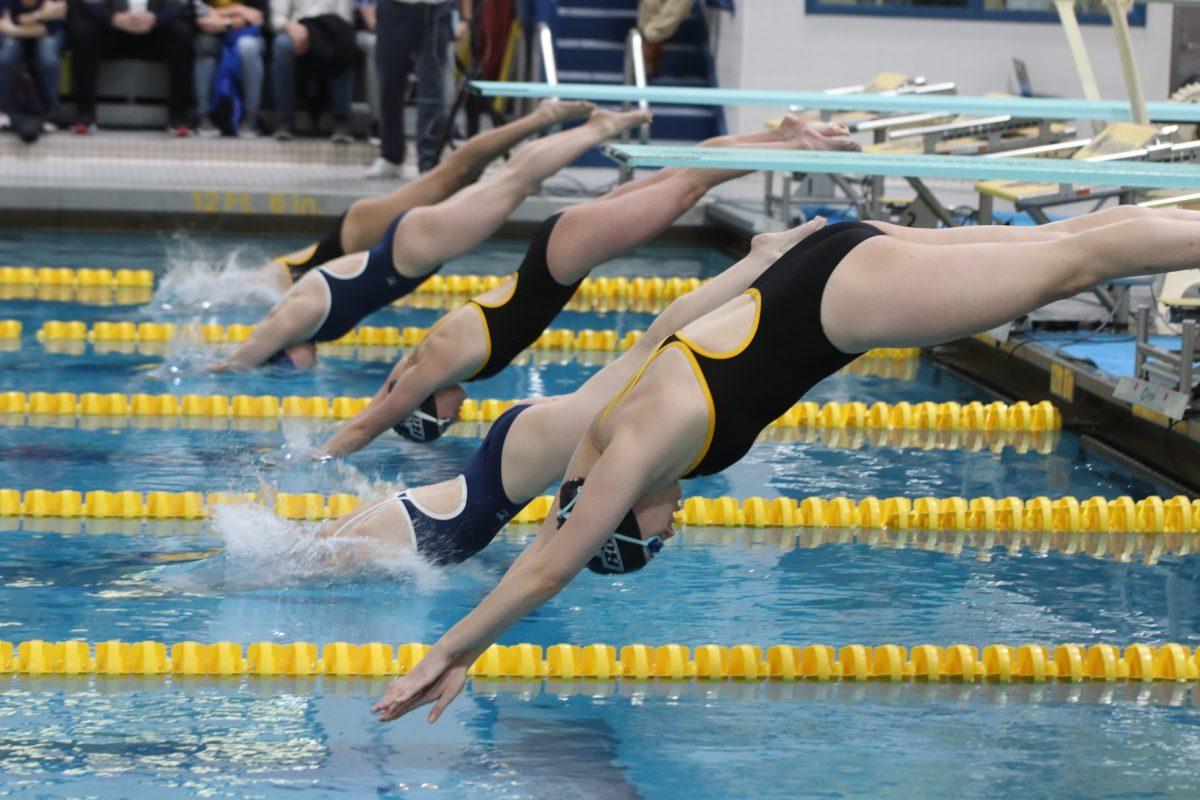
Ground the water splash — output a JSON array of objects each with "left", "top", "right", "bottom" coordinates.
[
  {"left": 154, "top": 235, "right": 284, "bottom": 312},
  {"left": 158, "top": 499, "right": 443, "bottom": 593}
]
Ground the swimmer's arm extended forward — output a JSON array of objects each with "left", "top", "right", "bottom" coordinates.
[
  {"left": 318, "top": 355, "right": 442, "bottom": 458},
  {"left": 372, "top": 420, "right": 687, "bottom": 724}
]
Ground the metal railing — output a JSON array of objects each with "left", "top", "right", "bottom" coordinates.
[
  {"left": 523, "top": 22, "right": 560, "bottom": 120},
  {"left": 619, "top": 27, "right": 653, "bottom": 182},
  {"left": 536, "top": 22, "right": 559, "bottom": 88}
]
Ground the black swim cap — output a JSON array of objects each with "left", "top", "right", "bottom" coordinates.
[
  {"left": 393, "top": 394, "right": 453, "bottom": 443},
  {"left": 266, "top": 350, "right": 297, "bottom": 369},
  {"left": 556, "top": 478, "right": 663, "bottom": 575}
]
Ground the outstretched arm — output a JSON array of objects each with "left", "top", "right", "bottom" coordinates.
[
  {"left": 371, "top": 410, "right": 694, "bottom": 724},
  {"left": 372, "top": 432, "right": 653, "bottom": 723},
  {"left": 207, "top": 291, "right": 323, "bottom": 372},
  {"left": 317, "top": 352, "right": 446, "bottom": 458}
]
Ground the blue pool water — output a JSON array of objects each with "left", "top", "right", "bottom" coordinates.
[{"left": 0, "top": 229, "right": 1197, "bottom": 798}]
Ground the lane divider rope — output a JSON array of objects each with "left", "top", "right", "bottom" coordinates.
[
  {"left": 29, "top": 320, "right": 922, "bottom": 359},
  {"left": 6, "top": 519, "right": 1190, "bottom": 565},
  {"left": 2, "top": 639, "right": 1198, "bottom": 682},
  {"left": 0, "top": 268, "right": 705, "bottom": 304},
  {"left": 0, "top": 267, "right": 154, "bottom": 287},
  {"left": 0, "top": 287, "right": 153, "bottom": 306},
  {"left": 0, "top": 272, "right": 731, "bottom": 315},
  {"left": 0, "top": 411, "right": 1062, "bottom": 455},
  {"left": 0, "top": 489, "right": 1193, "bottom": 532},
  {"left": 0, "top": 392, "right": 1057, "bottom": 431}
]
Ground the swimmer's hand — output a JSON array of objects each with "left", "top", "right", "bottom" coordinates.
[{"left": 372, "top": 647, "right": 469, "bottom": 724}]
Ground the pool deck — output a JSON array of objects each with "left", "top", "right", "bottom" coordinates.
[{"left": 933, "top": 332, "right": 1200, "bottom": 494}]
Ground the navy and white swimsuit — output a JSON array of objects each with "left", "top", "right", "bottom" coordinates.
[
  {"left": 310, "top": 212, "right": 441, "bottom": 343},
  {"left": 397, "top": 403, "right": 531, "bottom": 564}
]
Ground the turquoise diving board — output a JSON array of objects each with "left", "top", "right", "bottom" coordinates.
[
  {"left": 471, "top": 81, "right": 1200, "bottom": 124},
  {"left": 606, "top": 145, "right": 1200, "bottom": 190}
]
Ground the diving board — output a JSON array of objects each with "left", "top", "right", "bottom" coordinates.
[
  {"left": 606, "top": 144, "right": 1200, "bottom": 190},
  {"left": 472, "top": 81, "right": 1200, "bottom": 124}
]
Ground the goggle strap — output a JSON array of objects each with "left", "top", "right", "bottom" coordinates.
[{"left": 412, "top": 409, "right": 452, "bottom": 428}]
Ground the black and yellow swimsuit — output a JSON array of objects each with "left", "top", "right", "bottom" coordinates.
[
  {"left": 611, "top": 220, "right": 885, "bottom": 478},
  {"left": 277, "top": 212, "right": 347, "bottom": 284},
  {"left": 465, "top": 213, "right": 581, "bottom": 381}
]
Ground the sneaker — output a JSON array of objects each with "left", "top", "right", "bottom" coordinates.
[
  {"left": 72, "top": 119, "right": 97, "bottom": 135},
  {"left": 167, "top": 123, "right": 192, "bottom": 137},
  {"left": 197, "top": 116, "right": 220, "bottom": 138},
  {"left": 330, "top": 120, "right": 353, "bottom": 145},
  {"left": 41, "top": 120, "right": 58, "bottom": 134},
  {"left": 0, "top": 113, "right": 10, "bottom": 131},
  {"left": 365, "top": 157, "right": 402, "bottom": 179},
  {"left": 236, "top": 113, "right": 259, "bottom": 139},
  {"left": 273, "top": 125, "right": 293, "bottom": 141},
  {"left": 368, "top": 121, "right": 381, "bottom": 147}
]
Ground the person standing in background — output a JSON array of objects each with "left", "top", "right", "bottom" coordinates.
[
  {"left": 0, "top": 0, "right": 66, "bottom": 131},
  {"left": 368, "top": 0, "right": 469, "bottom": 179},
  {"left": 193, "top": 0, "right": 266, "bottom": 136}
]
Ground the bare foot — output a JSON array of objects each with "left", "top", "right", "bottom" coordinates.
[
  {"left": 774, "top": 113, "right": 812, "bottom": 140},
  {"left": 813, "top": 134, "right": 862, "bottom": 152},
  {"left": 537, "top": 99, "right": 597, "bottom": 124},
  {"left": 587, "top": 108, "right": 654, "bottom": 137},
  {"left": 775, "top": 113, "right": 859, "bottom": 151},
  {"left": 807, "top": 120, "right": 851, "bottom": 138},
  {"left": 750, "top": 216, "right": 827, "bottom": 259}
]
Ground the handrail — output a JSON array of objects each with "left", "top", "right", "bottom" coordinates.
[
  {"left": 619, "top": 27, "right": 652, "bottom": 182},
  {"left": 623, "top": 27, "right": 651, "bottom": 142},
  {"left": 535, "top": 22, "right": 558, "bottom": 89}
]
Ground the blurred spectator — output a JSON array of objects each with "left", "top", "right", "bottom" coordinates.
[
  {"left": 71, "top": 0, "right": 196, "bottom": 135},
  {"left": 194, "top": 0, "right": 266, "bottom": 137},
  {"left": 637, "top": 0, "right": 692, "bottom": 79},
  {"left": 354, "top": 0, "right": 378, "bottom": 143},
  {"left": 0, "top": 0, "right": 66, "bottom": 131},
  {"left": 370, "top": 0, "right": 469, "bottom": 178},
  {"left": 269, "top": 0, "right": 356, "bottom": 143}
]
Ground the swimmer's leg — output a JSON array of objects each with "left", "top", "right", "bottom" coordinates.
[
  {"left": 388, "top": 108, "right": 653, "bottom": 275},
  {"left": 340, "top": 100, "right": 596, "bottom": 252},
  {"left": 541, "top": 147, "right": 781, "bottom": 282},
  {"left": 256, "top": 102, "right": 597, "bottom": 289},
  {"left": 867, "top": 204, "right": 1200, "bottom": 245},
  {"left": 307, "top": 496, "right": 415, "bottom": 572},
  {"left": 822, "top": 211, "right": 1200, "bottom": 352},
  {"left": 596, "top": 121, "right": 855, "bottom": 202}
]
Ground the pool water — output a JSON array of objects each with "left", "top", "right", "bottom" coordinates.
[{"left": 1, "top": 229, "right": 1197, "bottom": 799}]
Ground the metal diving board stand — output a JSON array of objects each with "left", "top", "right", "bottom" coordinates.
[{"left": 471, "top": 81, "right": 1200, "bottom": 124}]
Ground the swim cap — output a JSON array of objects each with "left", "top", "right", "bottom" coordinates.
[
  {"left": 556, "top": 478, "right": 663, "bottom": 575},
  {"left": 266, "top": 350, "right": 297, "bottom": 369},
  {"left": 393, "top": 394, "right": 453, "bottom": 442}
]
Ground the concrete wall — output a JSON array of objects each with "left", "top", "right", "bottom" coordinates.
[{"left": 707, "top": 1, "right": 1174, "bottom": 133}]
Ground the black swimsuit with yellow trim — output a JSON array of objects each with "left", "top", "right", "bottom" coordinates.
[
  {"left": 644, "top": 220, "right": 884, "bottom": 478},
  {"left": 465, "top": 213, "right": 580, "bottom": 381},
  {"left": 279, "top": 212, "right": 347, "bottom": 283}
]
